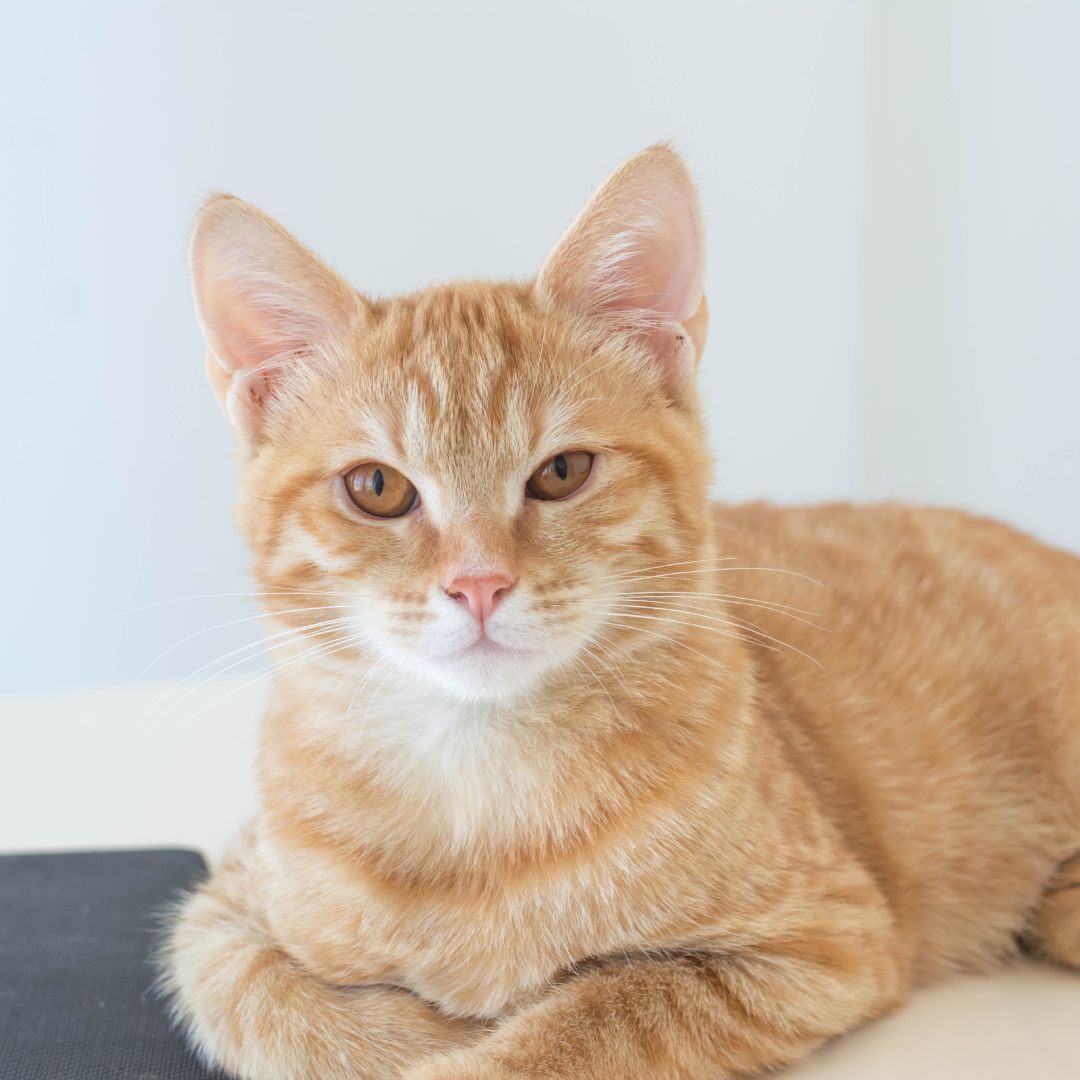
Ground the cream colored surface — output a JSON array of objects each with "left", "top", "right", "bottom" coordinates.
[
  {"left": 0, "top": 680, "right": 261, "bottom": 856},
  {"left": 2, "top": 680, "right": 1078, "bottom": 1077}
]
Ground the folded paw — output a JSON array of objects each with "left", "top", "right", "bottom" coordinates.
[{"left": 405, "top": 1051, "right": 519, "bottom": 1080}]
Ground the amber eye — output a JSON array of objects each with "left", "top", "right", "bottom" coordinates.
[
  {"left": 343, "top": 462, "right": 418, "bottom": 518},
  {"left": 526, "top": 451, "right": 594, "bottom": 501}
]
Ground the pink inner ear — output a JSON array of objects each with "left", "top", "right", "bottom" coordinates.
[
  {"left": 588, "top": 205, "right": 704, "bottom": 394},
  {"left": 197, "top": 271, "right": 311, "bottom": 376},
  {"left": 601, "top": 189, "right": 703, "bottom": 324},
  {"left": 189, "top": 195, "right": 364, "bottom": 442},
  {"left": 536, "top": 146, "right": 707, "bottom": 387},
  {"left": 653, "top": 194, "right": 702, "bottom": 321},
  {"left": 190, "top": 196, "right": 360, "bottom": 383}
]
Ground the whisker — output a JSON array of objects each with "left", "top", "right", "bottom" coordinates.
[
  {"left": 345, "top": 655, "right": 390, "bottom": 724},
  {"left": 174, "top": 632, "right": 364, "bottom": 731},
  {"left": 556, "top": 623, "right": 633, "bottom": 697},
  {"left": 146, "top": 618, "right": 355, "bottom": 729},
  {"left": 355, "top": 661, "right": 399, "bottom": 733},
  {"left": 146, "top": 626, "right": 300, "bottom": 722},
  {"left": 581, "top": 631, "right": 633, "bottom": 696},
  {"left": 602, "top": 619, "right": 731, "bottom": 679},
  {"left": 120, "top": 588, "right": 342, "bottom": 615},
  {"left": 330, "top": 652, "right": 371, "bottom": 702},
  {"left": 612, "top": 593, "right": 824, "bottom": 632},
  {"left": 593, "top": 557, "right": 741, "bottom": 583},
  {"left": 601, "top": 600, "right": 824, "bottom": 668},
  {"left": 134, "top": 604, "right": 353, "bottom": 681},
  {"left": 613, "top": 590, "right": 822, "bottom": 621},
  {"left": 602, "top": 566, "right": 827, "bottom": 589},
  {"left": 592, "top": 605, "right": 782, "bottom": 654},
  {"left": 153, "top": 615, "right": 353, "bottom": 703},
  {"left": 574, "top": 652, "right": 620, "bottom": 715}
]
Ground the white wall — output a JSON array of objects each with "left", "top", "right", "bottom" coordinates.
[
  {"left": 856, "top": 1, "right": 1080, "bottom": 540},
  {"left": 1, "top": 0, "right": 1077, "bottom": 694}
]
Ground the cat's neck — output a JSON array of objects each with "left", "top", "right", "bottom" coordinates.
[{"left": 256, "top": 620, "right": 755, "bottom": 884}]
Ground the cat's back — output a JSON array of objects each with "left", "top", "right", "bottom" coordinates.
[
  {"left": 710, "top": 497, "right": 1080, "bottom": 761},
  {"left": 708, "top": 499, "right": 1080, "bottom": 977},
  {"left": 711, "top": 498, "right": 1080, "bottom": 658}
]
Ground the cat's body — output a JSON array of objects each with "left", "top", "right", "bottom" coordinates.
[{"left": 165, "top": 150, "right": 1080, "bottom": 1079}]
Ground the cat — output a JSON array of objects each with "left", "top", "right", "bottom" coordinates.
[{"left": 162, "top": 145, "right": 1080, "bottom": 1080}]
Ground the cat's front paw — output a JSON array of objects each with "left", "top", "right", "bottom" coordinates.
[{"left": 405, "top": 1051, "right": 516, "bottom": 1080}]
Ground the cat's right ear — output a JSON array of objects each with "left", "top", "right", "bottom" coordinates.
[{"left": 190, "top": 195, "right": 362, "bottom": 444}]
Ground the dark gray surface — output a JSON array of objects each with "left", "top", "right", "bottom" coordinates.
[{"left": 0, "top": 848, "right": 226, "bottom": 1079}]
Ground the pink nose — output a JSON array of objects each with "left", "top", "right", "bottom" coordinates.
[{"left": 443, "top": 574, "right": 516, "bottom": 624}]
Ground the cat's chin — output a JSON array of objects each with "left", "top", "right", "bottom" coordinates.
[{"left": 404, "top": 638, "right": 558, "bottom": 703}]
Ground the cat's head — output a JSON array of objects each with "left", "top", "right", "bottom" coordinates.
[{"left": 192, "top": 146, "right": 713, "bottom": 702}]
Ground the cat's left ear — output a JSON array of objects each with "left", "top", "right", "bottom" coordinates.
[
  {"left": 190, "top": 195, "right": 363, "bottom": 444},
  {"left": 534, "top": 144, "right": 708, "bottom": 397}
]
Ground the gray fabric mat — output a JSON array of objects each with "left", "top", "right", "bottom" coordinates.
[{"left": 0, "top": 848, "right": 226, "bottom": 1079}]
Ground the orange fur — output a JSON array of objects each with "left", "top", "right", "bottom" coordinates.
[{"left": 163, "top": 146, "right": 1080, "bottom": 1079}]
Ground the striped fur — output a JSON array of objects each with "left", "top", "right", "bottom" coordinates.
[{"left": 164, "top": 146, "right": 1080, "bottom": 1079}]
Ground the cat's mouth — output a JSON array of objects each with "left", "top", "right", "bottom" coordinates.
[
  {"left": 455, "top": 636, "right": 527, "bottom": 660},
  {"left": 406, "top": 622, "right": 567, "bottom": 701},
  {"left": 421, "top": 628, "right": 526, "bottom": 663}
]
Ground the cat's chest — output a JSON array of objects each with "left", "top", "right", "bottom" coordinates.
[
  {"left": 256, "top": 693, "right": 747, "bottom": 1015},
  {"left": 255, "top": 823, "right": 707, "bottom": 1017}
]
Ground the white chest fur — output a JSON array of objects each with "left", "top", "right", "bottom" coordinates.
[{"left": 257, "top": 680, "right": 737, "bottom": 1016}]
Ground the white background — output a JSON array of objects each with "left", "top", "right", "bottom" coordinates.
[{"left": 2, "top": 0, "right": 1079, "bottom": 694}]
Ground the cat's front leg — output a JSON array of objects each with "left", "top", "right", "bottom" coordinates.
[
  {"left": 162, "top": 836, "right": 485, "bottom": 1080},
  {"left": 406, "top": 918, "right": 904, "bottom": 1080}
]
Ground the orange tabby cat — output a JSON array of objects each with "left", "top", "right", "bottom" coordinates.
[{"left": 163, "top": 145, "right": 1080, "bottom": 1080}]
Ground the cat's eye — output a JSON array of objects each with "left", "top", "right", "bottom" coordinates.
[
  {"left": 526, "top": 451, "right": 594, "bottom": 501},
  {"left": 343, "top": 462, "right": 418, "bottom": 518}
]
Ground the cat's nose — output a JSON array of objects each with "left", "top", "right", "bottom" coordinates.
[{"left": 443, "top": 574, "right": 516, "bottom": 625}]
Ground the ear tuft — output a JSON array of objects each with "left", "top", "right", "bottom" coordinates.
[
  {"left": 189, "top": 196, "right": 361, "bottom": 441},
  {"left": 535, "top": 144, "right": 708, "bottom": 394}
]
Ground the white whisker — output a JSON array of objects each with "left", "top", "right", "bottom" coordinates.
[
  {"left": 175, "top": 633, "right": 364, "bottom": 731},
  {"left": 593, "top": 605, "right": 782, "bottom": 654},
  {"left": 135, "top": 604, "right": 352, "bottom": 680},
  {"left": 603, "top": 566, "right": 827, "bottom": 589},
  {"left": 602, "top": 619, "right": 731, "bottom": 679},
  {"left": 344, "top": 654, "right": 389, "bottom": 723},
  {"left": 355, "top": 661, "right": 399, "bottom": 733},
  {"left": 120, "top": 588, "right": 341, "bottom": 615},
  {"left": 593, "top": 557, "right": 741, "bottom": 583},
  {"left": 601, "top": 600, "right": 824, "bottom": 669},
  {"left": 574, "top": 651, "right": 620, "bottom": 716},
  {"left": 144, "top": 616, "right": 355, "bottom": 722},
  {"left": 614, "top": 591, "right": 822, "bottom": 621},
  {"left": 146, "top": 618, "right": 356, "bottom": 732}
]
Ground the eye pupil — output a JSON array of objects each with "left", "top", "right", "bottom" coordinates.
[
  {"left": 344, "top": 462, "right": 417, "bottom": 518},
  {"left": 526, "top": 450, "right": 593, "bottom": 501}
]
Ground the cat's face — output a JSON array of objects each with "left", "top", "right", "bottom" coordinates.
[{"left": 192, "top": 146, "right": 711, "bottom": 702}]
